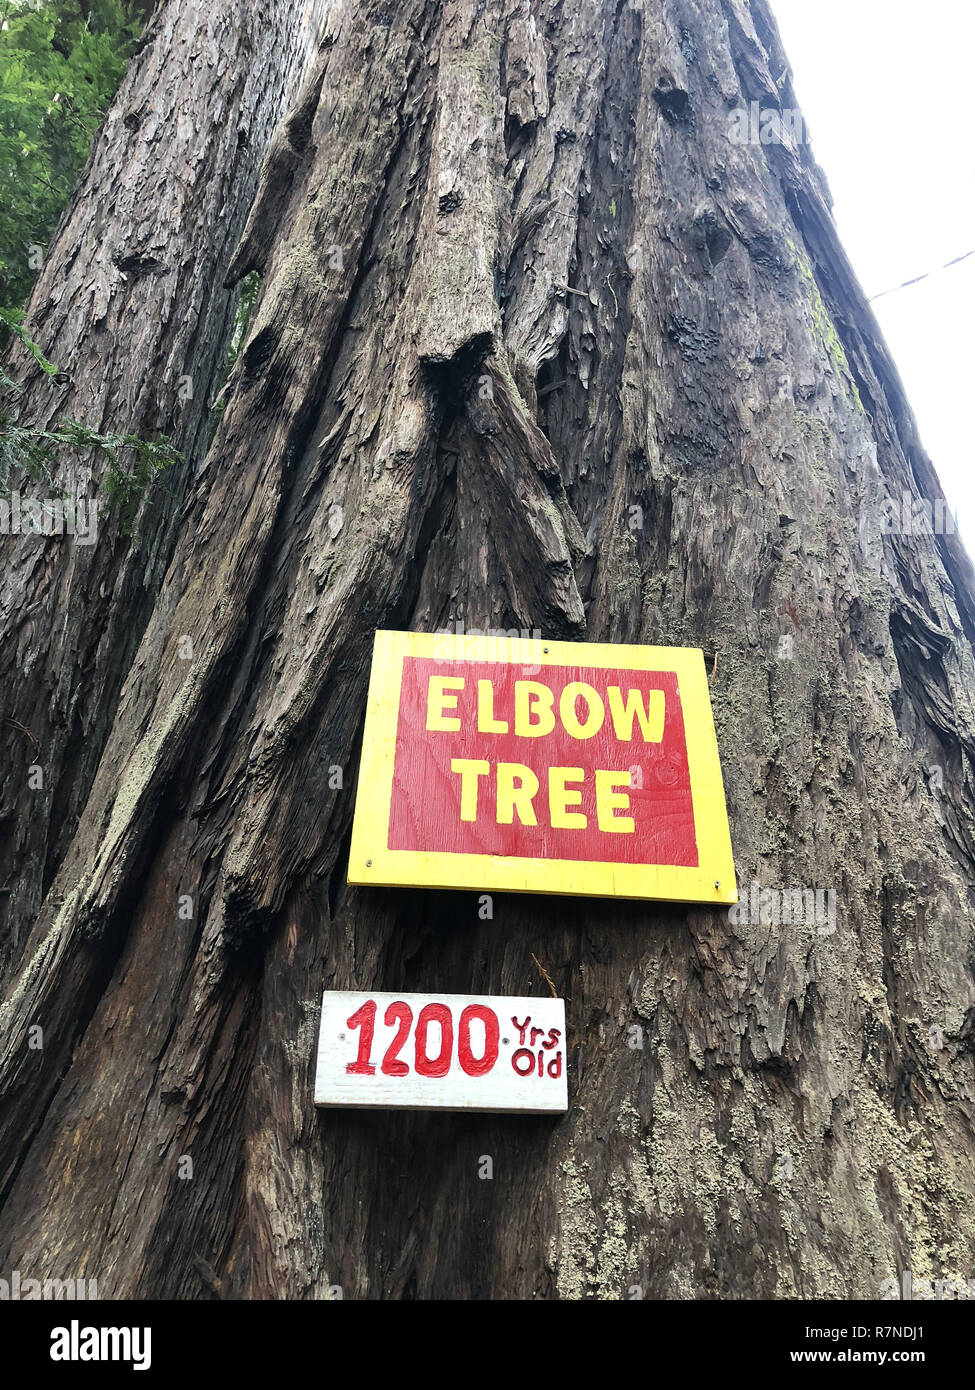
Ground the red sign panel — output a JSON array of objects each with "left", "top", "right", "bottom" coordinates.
[{"left": 387, "top": 658, "right": 697, "bottom": 867}]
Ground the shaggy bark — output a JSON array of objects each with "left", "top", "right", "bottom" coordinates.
[
  {"left": 0, "top": 0, "right": 324, "bottom": 971},
  {"left": 1, "top": 0, "right": 974, "bottom": 1299}
]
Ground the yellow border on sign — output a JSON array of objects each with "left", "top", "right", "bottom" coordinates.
[{"left": 348, "top": 630, "right": 737, "bottom": 905}]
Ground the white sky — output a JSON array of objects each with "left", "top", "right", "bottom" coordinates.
[{"left": 770, "top": 0, "right": 974, "bottom": 548}]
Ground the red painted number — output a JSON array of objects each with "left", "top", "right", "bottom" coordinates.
[
  {"left": 381, "top": 1001, "right": 413, "bottom": 1076},
  {"left": 414, "top": 1003, "right": 453, "bottom": 1078},
  {"left": 345, "top": 999, "right": 377, "bottom": 1074},
  {"left": 458, "top": 1004, "right": 500, "bottom": 1076},
  {"left": 344, "top": 999, "right": 502, "bottom": 1079}
]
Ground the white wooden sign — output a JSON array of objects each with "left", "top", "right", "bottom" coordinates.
[{"left": 315, "top": 990, "right": 568, "bottom": 1114}]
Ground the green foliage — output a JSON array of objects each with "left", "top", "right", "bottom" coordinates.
[
  {"left": 0, "top": 9, "right": 177, "bottom": 536},
  {"left": 0, "top": 302, "right": 56, "bottom": 371},
  {"left": 0, "top": 0, "right": 141, "bottom": 307},
  {"left": 99, "top": 428, "right": 178, "bottom": 530},
  {"left": 209, "top": 270, "right": 261, "bottom": 440},
  {"left": 0, "top": 309, "right": 179, "bottom": 533},
  {"left": 227, "top": 271, "right": 262, "bottom": 370}
]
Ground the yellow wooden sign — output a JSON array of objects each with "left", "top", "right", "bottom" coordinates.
[{"left": 348, "top": 630, "right": 737, "bottom": 904}]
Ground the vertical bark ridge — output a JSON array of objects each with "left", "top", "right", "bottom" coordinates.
[{"left": 0, "top": 0, "right": 326, "bottom": 973}]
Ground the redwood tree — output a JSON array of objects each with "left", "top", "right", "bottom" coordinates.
[{"left": 1, "top": 0, "right": 974, "bottom": 1300}]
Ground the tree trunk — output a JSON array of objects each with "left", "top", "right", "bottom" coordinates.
[
  {"left": 0, "top": 0, "right": 324, "bottom": 971},
  {"left": 1, "top": 0, "right": 974, "bottom": 1300}
]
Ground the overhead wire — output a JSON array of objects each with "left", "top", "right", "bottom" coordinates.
[{"left": 869, "top": 248, "right": 975, "bottom": 302}]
